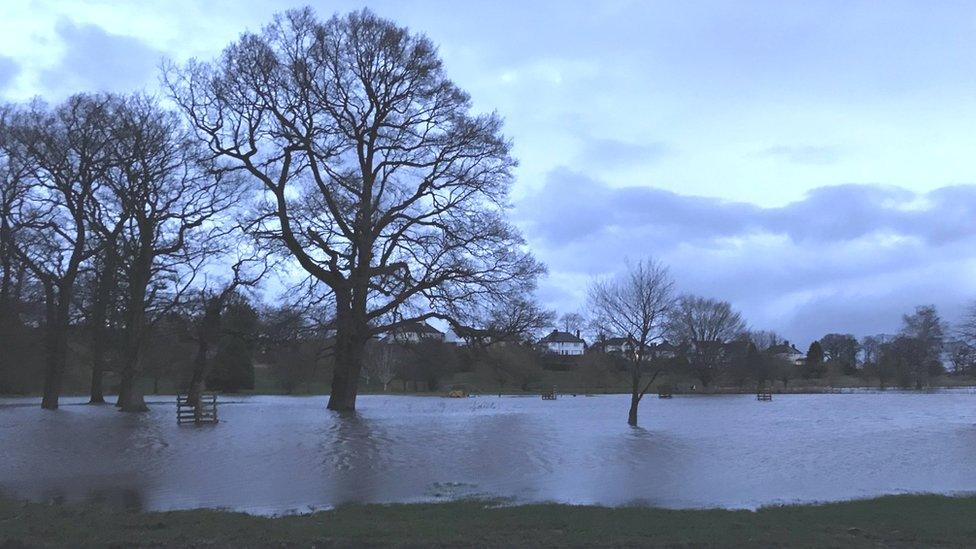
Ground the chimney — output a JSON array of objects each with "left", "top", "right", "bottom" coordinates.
[{"left": 575, "top": 329, "right": 580, "bottom": 338}]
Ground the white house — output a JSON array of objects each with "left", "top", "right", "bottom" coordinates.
[
  {"left": 382, "top": 321, "right": 445, "bottom": 344},
  {"left": 539, "top": 329, "right": 585, "bottom": 356}
]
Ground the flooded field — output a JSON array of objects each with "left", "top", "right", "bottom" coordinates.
[{"left": 2, "top": 392, "right": 976, "bottom": 515}]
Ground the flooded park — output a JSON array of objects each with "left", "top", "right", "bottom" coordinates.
[{"left": 3, "top": 391, "right": 976, "bottom": 516}]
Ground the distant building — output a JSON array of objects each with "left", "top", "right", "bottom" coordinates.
[
  {"left": 650, "top": 340, "right": 682, "bottom": 359},
  {"left": 603, "top": 336, "right": 637, "bottom": 354},
  {"left": 382, "top": 321, "right": 445, "bottom": 344},
  {"left": 540, "top": 329, "right": 585, "bottom": 356},
  {"left": 767, "top": 341, "right": 806, "bottom": 365},
  {"left": 594, "top": 337, "right": 682, "bottom": 359}
]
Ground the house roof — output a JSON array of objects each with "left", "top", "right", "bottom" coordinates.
[
  {"left": 391, "top": 321, "right": 443, "bottom": 335},
  {"left": 653, "top": 340, "right": 681, "bottom": 352},
  {"left": 767, "top": 343, "right": 802, "bottom": 355},
  {"left": 604, "top": 336, "right": 634, "bottom": 346},
  {"left": 540, "top": 330, "right": 584, "bottom": 344}
]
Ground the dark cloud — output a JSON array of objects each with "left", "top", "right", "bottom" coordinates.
[
  {"left": 520, "top": 171, "right": 976, "bottom": 248},
  {"left": 0, "top": 55, "right": 19, "bottom": 92},
  {"left": 516, "top": 169, "right": 976, "bottom": 344},
  {"left": 577, "top": 138, "right": 671, "bottom": 168},
  {"left": 758, "top": 145, "right": 841, "bottom": 165},
  {"left": 39, "top": 19, "right": 161, "bottom": 96}
]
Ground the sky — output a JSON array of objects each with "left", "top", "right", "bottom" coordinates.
[{"left": 2, "top": 0, "right": 976, "bottom": 346}]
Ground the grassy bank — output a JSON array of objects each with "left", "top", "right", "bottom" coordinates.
[
  {"left": 3, "top": 494, "right": 976, "bottom": 547},
  {"left": 5, "top": 367, "right": 976, "bottom": 400}
]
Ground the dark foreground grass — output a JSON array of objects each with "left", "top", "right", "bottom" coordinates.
[{"left": 3, "top": 494, "right": 976, "bottom": 547}]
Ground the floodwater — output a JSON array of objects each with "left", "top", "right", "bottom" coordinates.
[{"left": 2, "top": 392, "right": 976, "bottom": 515}]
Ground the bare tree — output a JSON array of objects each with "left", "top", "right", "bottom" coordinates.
[
  {"left": 5, "top": 96, "right": 113, "bottom": 409},
  {"left": 559, "top": 312, "right": 586, "bottom": 334},
  {"left": 0, "top": 106, "right": 31, "bottom": 327},
  {"left": 82, "top": 170, "right": 130, "bottom": 404},
  {"left": 588, "top": 258, "right": 674, "bottom": 427},
  {"left": 747, "top": 330, "right": 782, "bottom": 351},
  {"left": 454, "top": 297, "right": 554, "bottom": 347},
  {"left": 949, "top": 303, "right": 976, "bottom": 373},
  {"left": 167, "top": 8, "right": 542, "bottom": 411},
  {"left": 107, "top": 95, "right": 238, "bottom": 412},
  {"left": 0, "top": 106, "right": 35, "bottom": 352},
  {"left": 0, "top": 107, "right": 35, "bottom": 395},
  {"left": 667, "top": 295, "right": 747, "bottom": 387},
  {"left": 363, "top": 340, "right": 399, "bottom": 391},
  {"left": 945, "top": 338, "right": 975, "bottom": 375}
]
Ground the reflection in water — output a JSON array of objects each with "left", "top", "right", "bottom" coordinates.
[{"left": 2, "top": 392, "right": 976, "bottom": 515}]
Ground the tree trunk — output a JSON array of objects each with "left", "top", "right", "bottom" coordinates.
[
  {"left": 88, "top": 244, "right": 118, "bottom": 405},
  {"left": 327, "top": 327, "right": 366, "bottom": 411},
  {"left": 40, "top": 285, "right": 68, "bottom": 411},
  {"left": 627, "top": 393, "right": 639, "bottom": 426},
  {"left": 89, "top": 367, "right": 105, "bottom": 404},
  {"left": 117, "top": 257, "right": 151, "bottom": 413},
  {"left": 117, "top": 312, "right": 149, "bottom": 412},
  {"left": 117, "top": 366, "right": 148, "bottom": 412},
  {"left": 627, "top": 365, "right": 640, "bottom": 426},
  {"left": 187, "top": 339, "right": 210, "bottom": 408},
  {"left": 327, "top": 299, "right": 368, "bottom": 411}
]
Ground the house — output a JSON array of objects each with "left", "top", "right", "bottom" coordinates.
[
  {"left": 603, "top": 336, "right": 638, "bottom": 354},
  {"left": 539, "top": 329, "right": 585, "bottom": 356},
  {"left": 594, "top": 337, "right": 683, "bottom": 359},
  {"left": 382, "top": 321, "right": 445, "bottom": 344},
  {"left": 767, "top": 341, "right": 805, "bottom": 366},
  {"left": 650, "top": 340, "right": 682, "bottom": 359}
]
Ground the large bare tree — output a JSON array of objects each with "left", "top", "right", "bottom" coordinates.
[
  {"left": 5, "top": 96, "right": 113, "bottom": 409},
  {"left": 167, "top": 8, "right": 541, "bottom": 411},
  {"left": 667, "top": 295, "right": 747, "bottom": 387},
  {"left": 588, "top": 259, "right": 674, "bottom": 427},
  {"left": 107, "top": 95, "right": 237, "bottom": 412},
  {"left": 82, "top": 164, "right": 130, "bottom": 404},
  {"left": 0, "top": 107, "right": 32, "bottom": 330}
]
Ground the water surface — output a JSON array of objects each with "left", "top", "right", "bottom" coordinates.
[{"left": 2, "top": 392, "right": 975, "bottom": 514}]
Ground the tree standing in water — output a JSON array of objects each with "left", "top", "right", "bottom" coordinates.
[
  {"left": 168, "top": 8, "right": 541, "bottom": 412},
  {"left": 108, "top": 95, "right": 237, "bottom": 412},
  {"left": 4, "top": 96, "right": 112, "bottom": 410},
  {"left": 588, "top": 259, "right": 674, "bottom": 427}
]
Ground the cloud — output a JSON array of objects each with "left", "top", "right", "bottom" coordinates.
[
  {"left": 0, "top": 56, "right": 19, "bottom": 93},
  {"left": 516, "top": 169, "right": 976, "bottom": 344},
  {"left": 576, "top": 138, "right": 671, "bottom": 168},
  {"left": 757, "top": 145, "right": 842, "bottom": 165},
  {"left": 39, "top": 18, "right": 161, "bottom": 96}
]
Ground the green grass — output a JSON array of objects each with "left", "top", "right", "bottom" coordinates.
[{"left": 3, "top": 494, "right": 976, "bottom": 547}]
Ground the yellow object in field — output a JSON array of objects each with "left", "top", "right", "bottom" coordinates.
[{"left": 447, "top": 389, "right": 467, "bottom": 398}]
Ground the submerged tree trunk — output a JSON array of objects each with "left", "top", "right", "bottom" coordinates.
[
  {"left": 187, "top": 338, "right": 210, "bottom": 407},
  {"left": 117, "top": 287, "right": 149, "bottom": 412},
  {"left": 627, "top": 393, "right": 639, "bottom": 426},
  {"left": 40, "top": 284, "right": 70, "bottom": 411},
  {"left": 117, "top": 247, "right": 154, "bottom": 413},
  {"left": 88, "top": 367, "right": 106, "bottom": 404},
  {"left": 327, "top": 330, "right": 366, "bottom": 411},
  {"left": 628, "top": 366, "right": 641, "bottom": 427},
  {"left": 88, "top": 243, "right": 119, "bottom": 405},
  {"left": 327, "top": 299, "right": 368, "bottom": 412}
]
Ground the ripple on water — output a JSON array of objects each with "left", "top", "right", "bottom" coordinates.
[{"left": 2, "top": 392, "right": 976, "bottom": 514}]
